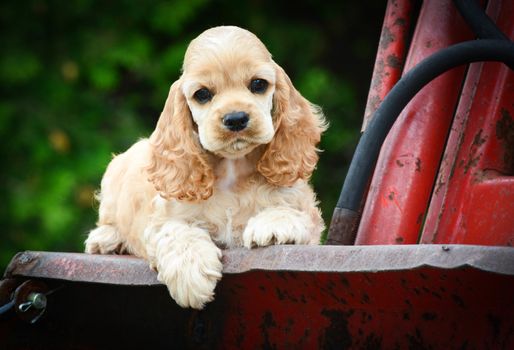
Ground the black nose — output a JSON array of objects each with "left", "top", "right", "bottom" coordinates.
[{"left": 222, "top": 111, "right": 249, "bottom": 132}]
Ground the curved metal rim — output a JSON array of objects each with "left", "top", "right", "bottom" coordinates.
[{"left": 2, "top": 245, "right": 513, "bottom": 286}]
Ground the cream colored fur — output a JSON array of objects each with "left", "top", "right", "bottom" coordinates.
[{"left": 85, "top": 26, "right": 327, "bottom": 309}]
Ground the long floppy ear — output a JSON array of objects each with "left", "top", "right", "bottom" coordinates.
[
  {"left": 147, "top": 80, "right": 214, "bottom": 201},
  {"left": 257, "top": 64, "right": 328, "bottom": 186}
]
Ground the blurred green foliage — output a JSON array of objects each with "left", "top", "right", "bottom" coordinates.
[{"left": 0, "top": 0, "right": 385, "bottom": 270}]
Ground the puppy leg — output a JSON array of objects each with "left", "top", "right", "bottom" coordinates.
[
  {"left": 243, "top": 207, "right": 317, "bottom": 248},
  {"left": 144, "top": 221, "right": 223, "bottom": 309},
  {"left": 85, "top": 225, "right": 125, "bottom": 254}
]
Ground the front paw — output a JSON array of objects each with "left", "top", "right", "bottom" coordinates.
[
  {"left": 243, "top": 207, "right": 313, "bottom": 248},
  {"left": 155, "top": 236, "right": 223, "bottom": 309},
  {"left": 85, "top": 225, "right": 124, "bottom": 254}
]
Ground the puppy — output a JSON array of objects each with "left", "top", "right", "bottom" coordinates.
[{"left": 85, "top": 26, "right": 327, "bottom": 309}]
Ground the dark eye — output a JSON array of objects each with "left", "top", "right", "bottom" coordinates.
[
  {"left": 249, "top": 79, "right": 268, "bottom": 94},
  {"left": 193, "top": 88, "right": 213, "bottom": 104}
]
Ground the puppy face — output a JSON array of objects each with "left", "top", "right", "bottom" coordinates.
[{"left": 181, "top": 27, "right": 277, "bottom": 159}]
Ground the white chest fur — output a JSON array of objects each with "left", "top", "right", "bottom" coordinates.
[{"left": 217, "top": 159, "right": 237, "bottom": 190}]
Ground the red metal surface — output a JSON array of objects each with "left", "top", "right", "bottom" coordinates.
[
  {"left": 355, "top": 0, "right": 476, "bottom": 245},
  {"left": 421, "top": 0, "right": 514, "bottom": 246},
  {"left": 1, "top": 249, "right": 514, "bottom": 349},
  {"left": 327, "top": 0, "right": 415, "bottom": 245},
  {"left": 361, "top": 0, "right": 414, "bottom": 131},
  {"left": 216, "top": 268, "right": 513, "bottom": 349},
  {"left": 4, "top": 247, "right": 512, "bottom": 346}
]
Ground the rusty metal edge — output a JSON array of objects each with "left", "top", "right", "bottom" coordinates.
[
  {"left": 3, "top": 245, "right": 514, "bottom": 286},
  {"left": 3, "top": 251, "right": 159, "bottom": 286},
  {"left": 222, "top": 245, "right": 514, "bottom": 275}
]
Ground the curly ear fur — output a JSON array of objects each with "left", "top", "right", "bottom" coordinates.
[
  {"left": 147, "top": 80, "right": 214, "bottom": 201},
  {"left": 257, "top": 64, "right": 328, "bottom": 186}
]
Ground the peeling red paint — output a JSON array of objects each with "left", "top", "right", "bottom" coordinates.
[
  {"left": 357, "top": 0, "right": 475, "bottom": 245},
  {"left": 361, "top": 0, "right": 414, "bottom": 131},
  {"left": 421, "top": 0, "right": 514, "bottom": 246},
  {"left": 2, "top": 248, "right": 513, "bottom": 348}
]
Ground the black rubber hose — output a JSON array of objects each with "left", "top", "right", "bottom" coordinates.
[
  {"left": 0, "top": 299, "right": 15, "bottom": 316},
  {"left": 335, "top": 39, "right": 514, "bottom": 212},
  {"left": 453, "top": 0, "right": 510, "bottom": 41},
  {"left": 453, "top": 0, "right": 513, "bottom": 71}
]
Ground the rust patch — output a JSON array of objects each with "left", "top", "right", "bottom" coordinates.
[
  {"left": 434, "top": 176, "right": 445, "bottom": 194},
  {"left": 431, "top": 291, "right": 442, "bottom": 300},
  {"left": 367, "top": 94, "right": 381, "bottom": 111},
  {"left": 463, "top": 155, "right": 481, "bottom": 174},
  {"left": 284, "top": 318, "right": 295, "bottom": 334},
  {"left": 339, "top": 276, "right": 350, "bottom": 288},
  {"left": 379, "top": 27, "right": 395, "bottom": 50},
  {"left": 450, "top": 131, "right": 468, "bottom": 179},
  {"left": 275, "top": 287, "right": 286, "bottom": 301},
  {"left": 422, "top": 312, "right": 437, "bottom": 321},
  {"left": 463, "top": 129, "right": 488, "bottom": 175},
  {"left": 370, "top": 60, "right": 385, "bottom": 90},
  {"left": 363, "top": 333, "right": 382, "bottom": 349},
  {"left": 319, "top": 309, "right": 353, "bottom": 349},
  {"left": 17, "top": 254, "right": 36, "bottom": 266},
  {"left": 386, "top": 54, "right": 402, "bottom": 69},
  {"left": 415, "top": 158, "right": 421, "bottom": 172},
  {"left": 388, "top": 192, "right": 395, "bottom": 201},
  {"left": 394, "top": 17, "right": 406, "bottom": 27},
  {"left": 395, "top": 236, "right": 404, "bottom": 243},
  {"left": 406, "top": 328, "right": 430, "bottom": 350},
  {"left": 495, "top": 108, "right": 514, "bottom": 174},
  {"left": 448, "top": 158, "right": 457, "bottom": 180},
  {"left": 361, "top": 293, "right": 370, "bottom": 304},
  {"left": 396, "top": 159, "right": 405, "bottom": 167},
  {"left": 472, "top": 129, "right": 487, "bottom": 147},
  {"left": 451, "top": 294, "right": 465, "bottom": 308},
  {"left": 260, "top": 311, "right": 277, "bottom": 350}
]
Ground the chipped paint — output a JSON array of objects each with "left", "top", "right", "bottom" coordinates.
[{"left": 496, "top": 108, "right": 514, "bottom": 174}]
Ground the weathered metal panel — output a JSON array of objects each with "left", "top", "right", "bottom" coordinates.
[
  {"left": 1, "top": 249, "right": 513, "bottom": 349},
  {"left": 356, "top": 0, "right": 476, "bottom": 245},
  {"left": 4, "top": 251, "right": 160, "bottom": 286},
  {"left": 328, "top": 0, "right": 415, "bottom": 245},
  {"left": 4, "top": 245, "right": 514, "bottom": 286},
  {"left": 421, "top": 0, "right": 514, "bottom": 245},
  {"left": 361, "top": 0, "right": 415, "bottom": 132},
  {"left": 214, "top": 268, "right": 513, "bottom": 349}
]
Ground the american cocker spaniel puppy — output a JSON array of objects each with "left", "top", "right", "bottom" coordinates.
[{"left": 85, "top": 26, "right": 327, "bottom": 309}]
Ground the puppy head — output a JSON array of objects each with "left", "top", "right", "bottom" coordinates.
[
  {"left": 181, "top": 26, "right": 276, "bottom": 159},
  {"left": 148, "top": 26, "right": 327, "bottom": 201}
]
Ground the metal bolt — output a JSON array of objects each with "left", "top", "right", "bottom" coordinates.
[
  {"left": 29, "top": 292, "right": 47, "bottom": 309},
  {"left": 18, "top": 292, "right": 47, "bottom": 312}
]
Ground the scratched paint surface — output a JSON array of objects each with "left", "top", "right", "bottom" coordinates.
[
  {"left": 2, "top": 267, "right": 512, "bottom": 349},
  {"left": 356, "top": 0, "right": 475, "bottom": 245},
  {"left": 421, "top": 0, "right": 514, "bottom": 246},
  {"left": 207, "top": 268, "right": 513, "bottom": 349}
]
